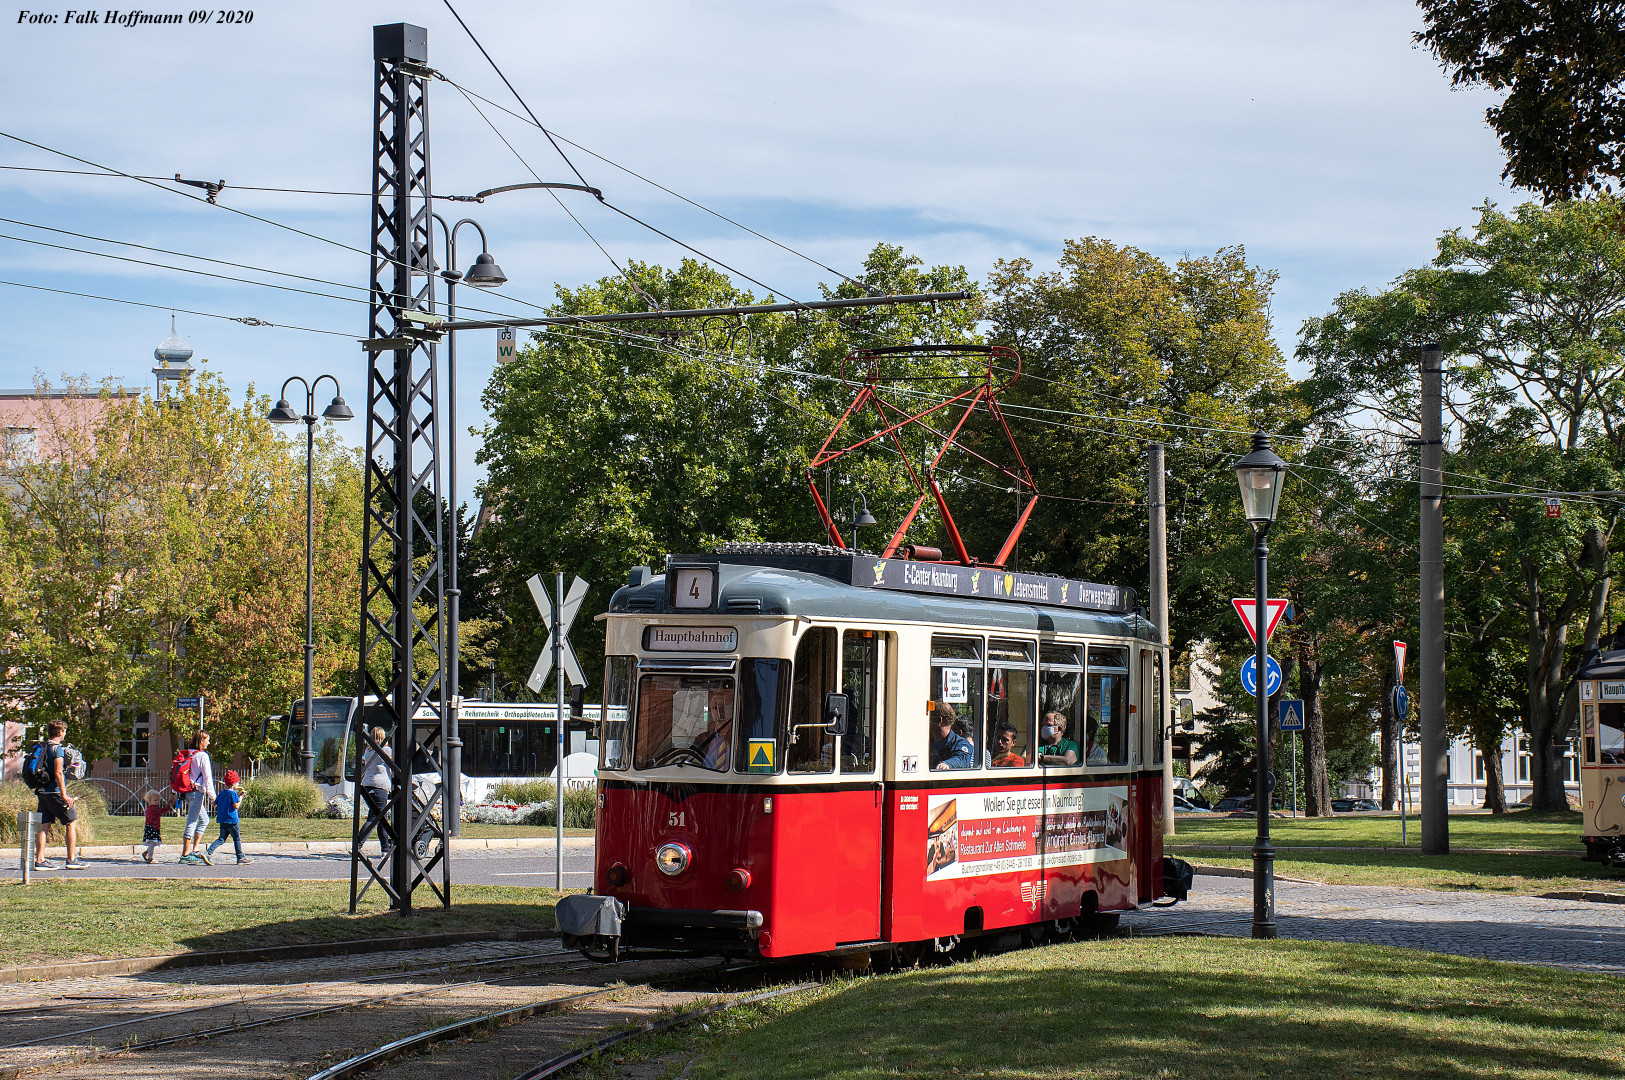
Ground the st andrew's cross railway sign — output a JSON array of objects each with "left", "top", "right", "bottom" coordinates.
[{"left": 526, "top": 575, "right": 588, "bottom": 691}]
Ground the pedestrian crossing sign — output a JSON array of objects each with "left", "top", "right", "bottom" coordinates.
[{"left": 748, "top": 739, "right": 775, "bottom": 770}]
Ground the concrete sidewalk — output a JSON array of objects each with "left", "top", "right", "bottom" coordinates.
[{"left": 53, "top": 835, "right": 598, "bottom": 860}]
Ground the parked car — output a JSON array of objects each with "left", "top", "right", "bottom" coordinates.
[
  {"left": 1213, "top": 796, "right": 1252, "bottom": 813},
  {"left": 1172, "top": 794, "right": 1207, "bottom": 813},
  {"left": 1173, "top": 778, "right": 1211, "bottom": 809},
  {"left": 1332, "top": 798, "right": 1381, "bottom": 813}
]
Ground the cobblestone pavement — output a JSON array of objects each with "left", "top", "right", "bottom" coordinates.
[
  {"left": 1123, "top": 871, "right": 1625, "bottom": 976},
  {"left": 0, "top": 938, "right": 568, "bottom": 1009}
]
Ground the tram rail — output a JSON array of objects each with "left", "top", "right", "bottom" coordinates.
[{"left": 0, "top": 947, "right": 614, "bottom": 1075}]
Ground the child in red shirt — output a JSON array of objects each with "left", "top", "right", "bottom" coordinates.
[{"left": 142, "top": 789, "right": 165, "bottom": 863}]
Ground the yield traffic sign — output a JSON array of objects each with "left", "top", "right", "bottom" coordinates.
[
  {"left": 1393, "top": 640, "right": 1407, "bottom": 680},
  {"left": 526, "top": 574, "right": 589, "bottom": 692},
  {"left": 1232, "top": 597, "right": 1290, "bottom": 645}
]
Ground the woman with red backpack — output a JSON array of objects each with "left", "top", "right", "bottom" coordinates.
[{"left": 174, "top": 730, "right": 215, "bottom": 864}]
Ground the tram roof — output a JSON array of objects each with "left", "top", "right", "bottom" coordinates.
[
  {"left": 609, "top": 553, "right": 1159, "bottom": 641},
  {"left": 1576, "top": 647, "right": 1625, "bottom": 681}
]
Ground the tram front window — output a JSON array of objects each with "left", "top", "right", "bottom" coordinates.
[
  {"left": 602, "top": 656, "right": 634, "bottom": 771},
  {"left": 1600, "top": 702, "right": 1625, "bottom": 765},
  {"left": 736, "top": 658, "right": 790, "bottom": 774},
  {"left": 633, "top": 674, "right": 735, "bottom": 772}
]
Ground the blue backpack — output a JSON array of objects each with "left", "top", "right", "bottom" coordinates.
[{"left": 20, "top": 742, "right": 49, "bottom": 791}]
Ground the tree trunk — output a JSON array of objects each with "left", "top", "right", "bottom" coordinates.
[
  {"left": 1475, "top": 727, "right": 1508, "bottom": 814},
  {"left": 1526, "top": 528, "right": 1609, "bottom": 811},
  {"left": 1379, "top": 661, "right": 1397, "bottom": 810},
  {"left": 1300, "top": 652, "right": 1332, "bottom": 815}
]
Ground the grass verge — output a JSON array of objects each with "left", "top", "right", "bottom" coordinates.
[
  {"left": 0, "top": 879, "right": 560, "bottom": 964},
  {"left": 75, "top": 816, "right": 593, "bottom": 846},
  {"left": 1196, "top": 850, "right": 1625, "bottom": 896},
  {"left": 601, "top": 938, "right": 1625, "bottom": 1080},
  {"left": 1169, "top": 808, "right": 1582, "bottom": 850}
]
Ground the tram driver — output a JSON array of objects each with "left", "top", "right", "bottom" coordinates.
[
  {"left": 930, "top": 703, "right": 974, "bottom": 770},
  {"left": 691, "top": 697, "right": 734, "bottom": 771}
]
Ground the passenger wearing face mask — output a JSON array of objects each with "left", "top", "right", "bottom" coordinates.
[{"left": 1036, "top": 711, "right": 1079, "bottom": 766}]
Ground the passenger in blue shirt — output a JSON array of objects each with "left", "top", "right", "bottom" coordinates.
[{"left": 929, "top": 704, "right": 974, "bottom": 770}]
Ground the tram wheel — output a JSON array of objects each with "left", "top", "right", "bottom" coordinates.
[
  {"left": 892, "top": 941, "right": 929, "bottom": 969},
  {"left": 1084, "top": 912, "right": 1121, "bottom": 936}
]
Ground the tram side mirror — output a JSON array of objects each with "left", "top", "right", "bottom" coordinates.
[{"left": 823, "top": 693, "right": 851, "bottom": 736}]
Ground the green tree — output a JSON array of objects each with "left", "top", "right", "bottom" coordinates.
[
  {"left": 980, "top": 240, "right": 1297, "bottom": 641},
  {"left": 1416, "top": 0, "right": 1625, "bottom": 200},
  {"left": 0, "top": 374, "right": 364, "bottom": 763},
  {"left": 475, "top": 247, "right": 980, "bottom": 699},
  {"left": 1299, "top": 197, "right": 1625, "bottom": 810}
]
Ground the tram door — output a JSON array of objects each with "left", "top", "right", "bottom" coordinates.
[
  {"left": 837, "top": 630, "right": 886, "bottom": 942},
  {"left": 1135, "top": 649, "right": 1166, "bottom": 901}
]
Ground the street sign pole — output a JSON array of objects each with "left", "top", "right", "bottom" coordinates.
[
  {"left": 1292, "top": 732, "right": 1298, "bottom": 818},
  {"left": 1251, "top": 525, "right": 1276, "bottom": 939},
  {"left": 555, "top": 570, "right": 566, "bottom": 892}
]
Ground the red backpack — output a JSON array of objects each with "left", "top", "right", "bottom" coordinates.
[{"left": 170, "top": 748, "right": 197, "bottom": 794}]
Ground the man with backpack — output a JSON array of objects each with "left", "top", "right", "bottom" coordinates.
[
  {"left": 26, "top": 720, "right": 85, "bottom": 870},
  {"left": 175, "top": 729, "right": 215, "bottom": 864}
]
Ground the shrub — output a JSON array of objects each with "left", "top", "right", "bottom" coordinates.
[
  {"left": 487, "top": 779, "right": 555, "bottom": 804},
  {"left": 473, "top": 781, "right": 597, "bottom": 829},
  {"left": 0, "top": 780, "right": 105, "bottom": 844},
  {"left": 241, "top": 773, "right": 325, "bottom": 818}
]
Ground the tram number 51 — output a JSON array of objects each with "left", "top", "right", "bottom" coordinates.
[{"left": 668, "top": 811, "right": 687, "bottom": 827}]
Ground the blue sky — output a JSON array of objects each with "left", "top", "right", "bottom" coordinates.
[{"left": 0, "top": 1, "right": 1513, "bottom": 507}]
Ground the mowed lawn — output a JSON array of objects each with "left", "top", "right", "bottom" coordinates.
[
  {"left": 659, "top": 938, "right": 1625, "bottom": 1080},
  {"left": 1169, "top": 810, "right": 1622, "bottom": 896},
  {"left": 1168, "top": 809, "right": 1582, "bottom": 850},
  {"left": 0, "top": 879, "right": 561, "bottom": 964}
]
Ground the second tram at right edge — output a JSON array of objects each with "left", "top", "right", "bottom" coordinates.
[{"left": 559, "top": 547, "right": 1192, "bottom": 964}]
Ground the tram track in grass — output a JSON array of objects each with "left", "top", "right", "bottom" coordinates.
[
  {"left": 0, "top": 946, "right": 626, "bottom": 1077},
  {"left": 302, "top": 965, "right": 812, "bottom": 1080},
  {"left": 0, "top": 945, "right": 574, "bottom": 1021}
]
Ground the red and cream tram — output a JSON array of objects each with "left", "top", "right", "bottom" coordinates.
[
  {"left": 1574, "top": 648, "right": 1625, "bottom": 867},
  {"left": 557, "top": 545, "right": 1192, "bottom": 962}
]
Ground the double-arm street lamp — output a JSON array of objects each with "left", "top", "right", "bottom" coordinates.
[
  {"left": 432, "top": 214, "right": 507, "bottom": 834},
  {"left": 269, "top": 377, "right": 354, "bottom": 779},
  {"left": 1233, "top": 431, "right": 1288, "bottom": 940}
]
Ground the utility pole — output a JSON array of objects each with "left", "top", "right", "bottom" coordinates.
[
  {"left": 1149, "top": 442, "right": 1173, "bottom": 836},
  {"left": 1418, "top": 344, "right": 1449, "bottom": 854},
  {"left": 351, "top": 22, "right": 452, "bottom": 913}
]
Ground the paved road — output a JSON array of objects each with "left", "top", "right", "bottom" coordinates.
[
  {"left": 5, "top": 846, "right": 597, "bottom": 888},
  {"left": 1123, "top": 871, "right": 1625, "bottom": 976}
]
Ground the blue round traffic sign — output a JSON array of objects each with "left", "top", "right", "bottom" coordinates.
[
  {"left": 1240, "top": 655, "right": 1283, "bottom": 697},
  {"left": 1392, "top": 684, "right": 1409, "bottom": 719}
]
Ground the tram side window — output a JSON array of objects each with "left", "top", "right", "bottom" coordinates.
[
  {"left": 842, "top": 631, "right": 883, "bottom": 773},
  {"left": 735, "top": 658, "right": 789, "bottom": 774},
  {"left": 1600, "top": 702, "right": 1625, "bottom": 764},
  {"left": 1150, "top": 651, "right": 1166, "bottom": 767},
  {"left": 633, "top": 674, "right": 735, "bottom": 772},
  {"left": 1085, "top": 646, "right": 1130, "bottom": 767},
  {"left": 1038, "top": 644, "right": 1083, "bottom": 767},
  {"left": 788, "top": 627, "right": 837, "bottom": 774},
  {"left": 987, "top": 639, "right": 1035, "bottom": 768},
  {"left": 930, "top": 636, "right": 982, "bottom": 771},
  {"left": 602, "top": 656, "right": 634, "bottom": 771}
]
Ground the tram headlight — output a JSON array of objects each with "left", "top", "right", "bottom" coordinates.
[{"left": 655, "top": 841, "right": 692, "bottom": 877}]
